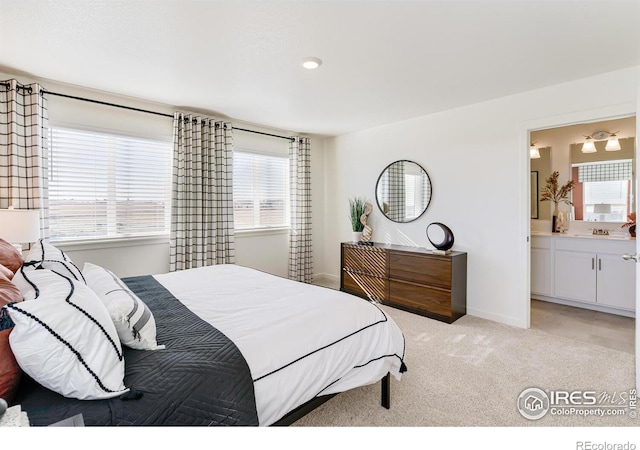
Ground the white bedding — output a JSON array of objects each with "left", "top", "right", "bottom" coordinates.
[{"left": 153, "top": 264, "right": 406, "bottom": 426}]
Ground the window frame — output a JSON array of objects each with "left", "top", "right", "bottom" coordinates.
[
  {"left": 233, "top": 147, "right": 291, "bottom": 233},
  {"left": 47, "top": 122, "right": 174, "bottom": 244}
]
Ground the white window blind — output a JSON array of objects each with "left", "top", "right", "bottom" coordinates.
[
  {"left": 233, "top": 150, "right": 289, "bottom": 230},
  {"left": 48, "top": 126, "right": 172, "bottom": 242}
]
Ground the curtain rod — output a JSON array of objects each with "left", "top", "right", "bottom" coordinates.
[{"left": 41, "top": 89, "right": 295, "bottom": 142}]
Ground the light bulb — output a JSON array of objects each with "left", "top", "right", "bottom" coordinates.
[
  {"left": 581, "top": 137, "right": 596, "bottom": 153},
  {"left": 301, "top": 57, "right": 322, "bottom": 70},
  {"left": 605, "top": 133, "right": 620, "bottom": 151},
  {"left": 530, "top": 145, "right": 540, "bottom": 159}
]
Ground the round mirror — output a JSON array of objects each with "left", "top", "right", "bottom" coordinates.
[{"left": 375, "top": 160, "right": 432, "bottom": 223}]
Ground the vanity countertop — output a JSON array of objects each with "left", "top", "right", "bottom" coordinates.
[{"left": 531, "top": 230, "right": 635, "bottom": 241}]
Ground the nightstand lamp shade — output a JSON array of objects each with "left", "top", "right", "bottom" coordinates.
[{"left": 0, "top": 208, "right": 41, "bottom": 252}]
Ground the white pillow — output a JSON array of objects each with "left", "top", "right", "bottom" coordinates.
[
  {"left": 23, "top": 239, "right": 85, "bottom": 284},
  {"left": 83, "top": 263, "right": 163, "bottom": 351},
  {"left": 6, "top": 268, "right": 128, "bottom": 400},
  {"left": 10, "top": 263, "right": 58, "bottom": 302}
]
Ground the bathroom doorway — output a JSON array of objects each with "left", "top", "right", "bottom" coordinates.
[{"left": 529, "top": 116, "right": 636, "bottom": 355}]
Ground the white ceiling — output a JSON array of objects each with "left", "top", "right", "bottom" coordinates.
[{"left": 0, "top": 0, "right": 638, "bottom": 137}]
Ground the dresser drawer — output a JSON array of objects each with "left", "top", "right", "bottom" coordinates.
[
  {"left": 342, "top": 245, "right": 387, "bottom": 276},
  {"left": 343, "top": 270, "right": 388, "bottom": 302},
  {"left": 389, "top": 279, "right": 452, "bottom": 318},
  {"left": 389, "top": 251, "right": 451, "bottom": 289},
  {"left": 340, "top": 242, "right": 466, "bottom": 324}
]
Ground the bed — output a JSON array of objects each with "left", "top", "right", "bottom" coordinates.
[{"left": 1, "top": 242, "right": 407, "bottom": 427}]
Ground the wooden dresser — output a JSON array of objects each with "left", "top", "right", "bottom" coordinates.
[{"left": 340, "top": 242, "right": 467, "bottom": 323}]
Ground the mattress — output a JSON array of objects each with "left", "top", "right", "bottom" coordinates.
[
  {"left": 153, "top": 264, "right": 406, "bottom": 426},
  {"left": 14, "top": 263, "right": 406, "bottom": 426}
]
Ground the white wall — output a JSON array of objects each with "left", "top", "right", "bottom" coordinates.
[
  {"left": 0, "top": 70, "right": 325, "bottom": 279},
  {"left": 321, "top": 67, "right": 639, "bottom": 328}
]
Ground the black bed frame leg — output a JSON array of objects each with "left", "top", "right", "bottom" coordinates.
[{"left": 381, "top": 373, "right": 390, "bottom": 409}]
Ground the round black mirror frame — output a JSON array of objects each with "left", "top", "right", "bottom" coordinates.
[
  {"left": 374, "top": 159, "right": 432, "bottom": 224},
  {"left": 426, "top": 222, "right": 454, "bottom": 251}
]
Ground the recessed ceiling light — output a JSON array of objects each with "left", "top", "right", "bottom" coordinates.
[{"left": 301, "top": 57, "right": 322, "bottom": 70}]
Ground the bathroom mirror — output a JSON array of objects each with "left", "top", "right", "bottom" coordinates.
[
  {"left": 569, "top": 138, "right": 635, "bottom": 223},
  {"left": 375, "top": 160, "right": 431, "bottom": 223},
  {"left": 530, "top": 147, "right": 552, "bottom": 220},
  {"left": 530, "top": 116, "right": 636, "bottom": 223}
]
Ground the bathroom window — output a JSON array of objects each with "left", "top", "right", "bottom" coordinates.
[{"left": 572, "top": 160, "right": 633, "bottom": 222}]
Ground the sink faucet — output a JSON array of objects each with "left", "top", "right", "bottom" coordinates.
[{"left": 591, "top": 228, "right": 610, "bottom": 235}]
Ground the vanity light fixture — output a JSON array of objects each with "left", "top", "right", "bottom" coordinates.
[
  {"left": 530, "top": 142, "right": 540, "bottom": 159},
  {"left": 581, "top": 136, "right": 597, "bottom": 153},
  {"left": 581, "top": 130, "right": 622, "bottom": 153},
  {"left": 301, "top": 57, "right": 322, "bottom": 70},
  {"left": 605, "top": 132, "right": 621, "bottom": 151}
]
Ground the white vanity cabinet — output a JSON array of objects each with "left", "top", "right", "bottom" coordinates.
[
  {"left": 596, "top": 251, "right": 636, "bottom": 310},
  {"left": 531, "top": 236, "right": 551, "bottom": 296},
  {"left": 531, "top": 233, "right": 636, "bottom": 316},
  {"left": 553, "top": 247, "right": 597, "bottom": 303}
]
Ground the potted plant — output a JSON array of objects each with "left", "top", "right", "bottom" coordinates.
[
  {"left": 349, "top": 197, "right": 366, "bottom": 242},
  {"left": 622, "top": 212, "right": 636, "bottom": 237},
  {"left": 540, "top": 171, "right": 575, "bottom": 232}
]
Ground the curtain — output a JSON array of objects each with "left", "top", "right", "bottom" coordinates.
[
  {"left": 170, "top": 112, "right": 235, "bottom": 271},
  {"left": 420, "top": 170, "right": 431, "bottom": 212},
  {"left": 288, "top": 137, "right": 312, "bottom": 283},
  {"left": 387, "top": 161, "right": 406, "bottom": 221},
  {"left": 578, "top": 161, "right": 632, "bottom": 182},
  {"left": 0, "top": 79, "right": 49, "bottom": 238}
]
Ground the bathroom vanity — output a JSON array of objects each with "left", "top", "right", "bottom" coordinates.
[{"left": 531, "top": 231, "right": 636, "bottom": 316}]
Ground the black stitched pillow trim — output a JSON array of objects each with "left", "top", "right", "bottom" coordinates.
[
  {"left": 25, "top": 240, "right": 87, "bottom": 284},
  {"left": 7, "top": 302, "right": 125, "bottom": 394},
  {"left": 40, "top": 259, "right": 84, "bottom": 283},
  {"left": 12, "top": 268, "right": 123, "bottom": 361},
  {"left": 18, "top": 263, "right": 40, "bottom": 299}
]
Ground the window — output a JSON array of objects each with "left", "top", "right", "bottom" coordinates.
[
  {"left": 572, "top": 160, "right": 634, "bottom": 222},
  {"left": 48, "top": 126, "right": 172, "bottom": 242},
  {"left": 233, "top": 150, "right": 289, "bottom": 230},
  {"left": 582, "top": 180, "right": 629, "bottom": 222},
  {"left": 404, "top": 173, "right": 428, "bottom": 220}
]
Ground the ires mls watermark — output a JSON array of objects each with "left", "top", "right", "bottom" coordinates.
[{"left": 517, "top": 387, "right": 637, "bottom": 421}]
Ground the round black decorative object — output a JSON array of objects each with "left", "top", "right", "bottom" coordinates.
[{"left": 426, "top": 222, "right": 454, "bottom": 251}]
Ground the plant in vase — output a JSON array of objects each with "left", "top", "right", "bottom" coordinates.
[
  {"left": 540, "top": 171, "right": 575, "bottom": 233},
  {"left": 622, "top": 212, "right": 636, "bottom": 237},
  {"left": 349, "top": 197, "right": 367, "bottom": 242}
]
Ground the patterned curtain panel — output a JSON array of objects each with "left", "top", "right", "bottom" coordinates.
[
  {"left": 0, "top": 79, "right": 49, "bottom": 238},
  {"left": 387, "top": 161, "right": 406, "bottom": 222},
  {"left": 578, "top": 161, "right": 632, "bottom": 183},
  {"left": 170, "top": 112, "right": 235, "bottom": 271},
  {"left": 420, "top": 171, "right": 431, "bottom": 211},
  {"left": 288, "top": 137, "right": 312, "bottom": 283}
]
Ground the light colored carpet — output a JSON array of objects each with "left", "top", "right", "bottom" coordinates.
[{"left": 292, "top": 304, "right": 638, "bottom": 427}]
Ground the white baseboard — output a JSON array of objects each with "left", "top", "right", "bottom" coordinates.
[
  {"left": 312, "top": 273, "right": 339, "bottom": 283},
  {"left": 466, "top": 307, "right": 526, "bottom": 329},
  {"left": 532, "top": 295, "right": 635, "bottom": 318}
]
